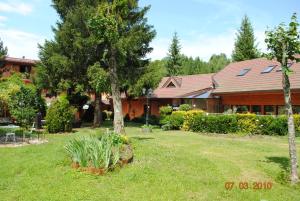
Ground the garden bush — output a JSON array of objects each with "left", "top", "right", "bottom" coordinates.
[
  {"left": 237, "top": 114, "right": 258, "bottom": 134},
  {"left": 159, "top": 105, "right": 173, "bottom": 116},
  {"left": 168, "top": 111, "right": 186, "bottom": 130},
  {"left": 46, "top": 95, "right": 76, "bottom": 133},
  {"left": 182, "top": 110, "right": 205, "bottom": 131},
  {"left": 188, "top": 114, "right": 238, "bottom": 134},
  {"left": 168, "top": 112, "right": 300, "bottom": 136},
  {"left": 132, "top": 114, "right": 159, "bottom": 125},
  {"left": 178, "top": 104, "right": 192, "bottom": 111}
]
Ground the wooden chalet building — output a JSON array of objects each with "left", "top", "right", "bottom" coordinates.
[
  {"left": 122, "top": 74, "right": 220, "bottom": 119},
  {"left": 122, "top": 57, "right": 300, "bottom": 118},
  {"left": 213, "top": 58, "right": 300, "bottom": 115}
]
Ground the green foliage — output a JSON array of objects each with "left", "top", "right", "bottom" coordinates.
[
  {"left": 166, "top": 32, "right": 182, "bottom": 76},
  {"left": 159, "top": 106, "right": 173, "bottom": 116},
  {"left": 87, "top": 62, "right": 110, "bottom": 93},
  {"left": 65, "top": 133, "right": 126, "bottom": 169},
  {"left": 182, "top": 110, "right": 206, "bottom": 130},
  {"left": 178, "top": 104, "right": 192, "bottom": 111},
  {"left": 159, "top": 110, "right": 297, "bottom": 136},
  {"left": 8, "top": 86, "right": 41, "bottom": 128},
  {"left": 46, "top": 95, "right": 76, "bottom": 133},
  {"left": 237, "top": 114, "right": 258, "bottom": 134},
  {"left": 181, "top": 54, "right": 230, "bottom": 75},
  {"left": 0, "top": 37, "right": 7, "bottom": 60},
  {"left": 132, "top": 60, "right": 167, "bottom": 96},
  {"left": 0, "top": 74, "right": 45, "bottom": 128},
  {"left": 168, "top": 111, "right": 186, "bottom": 130},
  {"left": 132, "top": 115, "right": 160, "bottom": 125},
  {"left": 188, "top": 114, "right": 238, "bottom": 134},
  {"left": 265, "top": 13, "right": 300, "bottom": 72},
  {"left": 232, "top": 15, "right": 260, "bottom": 61}
]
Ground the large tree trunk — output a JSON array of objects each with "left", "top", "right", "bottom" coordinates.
[
  {"left": 109, "top": 48, "right": 125, "bottom": 134},
  {"left": 282, "top": 54, "right": 299, "bottom": 184},
  {"left": 93, "top": 92, "right": 102, "bottom": 127}
]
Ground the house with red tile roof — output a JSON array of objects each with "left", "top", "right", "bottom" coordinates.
[
  {"left": 0, "top": 56, "right": 38, "bottom": 80},
  {"left": 122, "top": 74, "right": 219, "bottom": 119},
  {"left": 212, "top": 58, "right": 300, "bottom": 115},
  {"left": 122, "top": 57, "right": 300, "bottom": 118}
]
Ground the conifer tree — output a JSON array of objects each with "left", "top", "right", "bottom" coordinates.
[
  {"left": 232, "top": 15, "right": 260, "bottom": 61},
  {"left": 0, "top": 37, "right": 7, "bottom": 59},
  {"left": 166, "top": 32, "right": 182, "bottom": 76}
]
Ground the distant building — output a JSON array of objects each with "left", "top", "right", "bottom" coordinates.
[{"left": 0, "top": 56, "right": 38, "bottom": 82}]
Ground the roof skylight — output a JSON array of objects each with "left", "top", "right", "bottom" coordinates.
[
  {"left": 261, "top": 65, "right": 276, "bottom": 74},
  {"left": 237, "top": 68, "right": 251, "bottom": 76},
  {"left": 276, "top": 63, "right": 293, "bottom": 72}
]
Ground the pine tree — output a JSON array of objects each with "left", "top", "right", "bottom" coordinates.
[
  {"left": 232, "top": 15, "right": 260, "bottom": 61},
  {"left": 0, "top": 37, "right": 7, "bottom": 59},
  {"left": 89, "top": 0, "right": 156, "bottom": 134},
  {"left": 166, "top": 32, "right": 182, "bottom": 76}
]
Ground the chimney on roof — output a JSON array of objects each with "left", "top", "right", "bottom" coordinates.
[{"left": 22, "top": 56, "right": 25, "bottom": 59}]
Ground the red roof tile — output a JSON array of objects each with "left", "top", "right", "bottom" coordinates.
[
  {"left": 4, "top": 56, "right": 38, "bottom": 65},
  {"left": 213, "top": 58, "right": 300, "bottom": 94},
  {"left": 153, "top": 74, "right": 214, "bottom": 98}
]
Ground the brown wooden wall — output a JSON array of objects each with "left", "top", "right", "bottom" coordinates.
[
  {"left": 0, "top": 62, "right": 35, "bottom": 77},
  {"left": 219, "top": 91, "right": 300, "bottom": 106},
  {"left": 122, "top": 98, "right": 218, "bottom": 119}
]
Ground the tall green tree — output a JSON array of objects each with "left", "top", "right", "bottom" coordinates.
[
  {"left": 0, "top": 37, "right": 7, "bottom": 60},
  {"left": 232, "top": 15, "right": 260, "bottom": 61},
  {"left": 38, "top": 0, "right": 107, "bottom": 126},
  {"left": 89, "top": 0, "right": 155, "bottom": 134},
  {"left": 166, "top": 32, "right": 182, "bottom": 76},
  {"left": 265, "top": 13, "right": 300, "bottom": 184},
  {"left": 87, "top": 62, "right": 109, "bottom": 127},
  {"left": 208, "top": 53, "right": 230, "bottom": 72}
]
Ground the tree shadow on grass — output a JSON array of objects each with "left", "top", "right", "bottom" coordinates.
[
  {"left": 131, "top": 137, "right": 155, "bottom": 141},
  {"left": 265, "top": 156, "right": 290, "bottom": 184}
]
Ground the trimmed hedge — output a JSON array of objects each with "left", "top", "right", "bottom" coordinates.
[
  {"left": 161, "top": 110, "right": 205, "bottom": 130},
  {"left": 161, "top": 111, "right": 300, "bottom": 136}
]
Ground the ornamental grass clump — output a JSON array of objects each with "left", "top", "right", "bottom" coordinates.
[{"left": 65, "top": 133, "right": 132, "bottom": 175}]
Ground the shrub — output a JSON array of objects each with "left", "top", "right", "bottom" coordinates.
[
  {"left": 185, "top": 114, "right": 238, "bottom": 134},
  {"left": 132, "top": 115, "right": 159, "bottom": 125},
  {"left": 294, "top": 115, "right": 300, "bottom": 134},
  {"left": 159, "top": 105, "right": 173, "bottom": 116},
  {"left": 178, "top": 104, "right": 192, "bottom": 111},
  {"left": 237, "top": 114, "right": 258, "bottom": 134},
  {"left": 46, "top": 95, "right": 76, "bottom": 133},
  {"left": 169, "top": 111, "right": 186, "bottom": 130},
  {"left": 182, "top": 110, "right": 205, "bottom": 131}
]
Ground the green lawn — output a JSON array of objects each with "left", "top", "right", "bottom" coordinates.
[{"left": 1, "top": 124, "right": 300, "bottom": 201}]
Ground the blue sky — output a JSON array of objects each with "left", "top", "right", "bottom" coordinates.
[{"left": 0, "top": 0, "right": 299, "bottom": 61}]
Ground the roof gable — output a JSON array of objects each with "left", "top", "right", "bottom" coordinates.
[{"left": 153, "top": 74, "right": 214, "bottom": 98}]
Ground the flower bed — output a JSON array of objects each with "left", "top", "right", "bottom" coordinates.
[{"left": 65, "top": 133, "right": 133, "bottom": 175}]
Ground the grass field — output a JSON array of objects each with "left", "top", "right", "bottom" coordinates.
[{"left": 0, "top": 123, "right": 300, "bottom": 201}]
